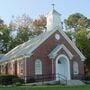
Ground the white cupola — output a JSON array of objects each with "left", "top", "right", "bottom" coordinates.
[{"left": 47, "top": 5, "right": 62, "bottom": 31}]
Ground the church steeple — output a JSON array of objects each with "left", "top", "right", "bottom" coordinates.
[
  {"left": 52, "top": 3, "right": 55, "bottom": 10},
  {"left": 46, "top": 4, "right": 62, "bottom": 31}
]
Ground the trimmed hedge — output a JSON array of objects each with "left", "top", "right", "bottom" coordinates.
[{"left": 0, "top": 75, "right": 24, "bottom": 85}]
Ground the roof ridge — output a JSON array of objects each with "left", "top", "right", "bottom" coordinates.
[{"left": 0, "top": 27, "right": 57, "bottom": 62}]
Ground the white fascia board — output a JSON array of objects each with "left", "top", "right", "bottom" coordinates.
[
  {"left": 57, "top": 26, "right": 86, "bottom": 61},
  {"left": 48, "top": 44, "right": 73, "bottom": 60},
  {"left": 61, "top": 45, "right": 73, "bottom": 60},
  {"left": 54, "top": 44, "right": 73, "bottom": 60},
  {"left": 26, "top": 26, "right": 59, "bottom": 55},
  {"left": 27, "top": 26, "right": 85, "bottom": 61}
]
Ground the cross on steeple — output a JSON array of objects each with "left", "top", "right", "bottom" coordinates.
[{"left": 52, "top": 3, "right": 55, "bottom": 10}]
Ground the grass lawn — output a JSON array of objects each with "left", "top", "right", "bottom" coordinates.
[{"left": 0, "top": 85, "right": 90, "bottom": 90}]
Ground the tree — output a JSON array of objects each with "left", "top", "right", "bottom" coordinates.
[
  {"left": 12, "top": 28, "right": 33, "bottom": 47},
  {"left": 33, "top": 15, "right": 46, "bottom": 35},
  {"left": 65, "top": 13, "right": 90, "bottom": 75},
  {"left": 0, "top": 27, "right": 13, "bottom": 53},
  {"left": 76, "top": 30, "right": 90, "bottom": 75},
  {"left": 14, "top": 14, "right": 33, "bottom": 30},
  {"left": 0, "top": 14, "right": 46, "bottom": 54},
  {"left": 0, "top": 18, "right": 4, "bottom": 30},
  {"left": 0, "top": 18, "right": 12, "bottom": 54},
  {"left": 64, "top": 13, "right": 90, "bottom": 31},
  {"left": 10, "top": 15, "right": 46, "bottom": 47},
  {"left": 8, "top": 14, "right": 34, "bottom": 47}
]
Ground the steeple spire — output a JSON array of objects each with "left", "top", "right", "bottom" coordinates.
[
  {"left": 52, "top": 3, "right": 55, "bottom": 10},
  {"left": 46, "top": 4, "right": 62, "bottom": 31}
]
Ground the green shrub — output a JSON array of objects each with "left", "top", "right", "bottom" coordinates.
[
  {"left": 84, "top": 76, "right": 90, "bottom": 81},
  {"left": 27, "top": 77, "right": 36, "bottom": 83},
  {"left": 0, "top": 75, "right": 24, "bottom": 85},
  {"left": 15, "top": 82, "right": 22, "bottom": 86},
  {"left": 44, "top": 83, "right": 52, "bottom": 85}
]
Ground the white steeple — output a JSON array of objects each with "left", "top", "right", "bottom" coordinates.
[{"left": 47, "top": 4, "right": 62, "bottom": 31}]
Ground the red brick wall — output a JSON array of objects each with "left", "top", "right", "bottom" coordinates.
[{"left": 25, "top": 30, "right": 84, "bottom": 80}]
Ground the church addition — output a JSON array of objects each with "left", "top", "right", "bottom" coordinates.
[{"left": 0, "top": 8, "right": 86, "bottom": 83}]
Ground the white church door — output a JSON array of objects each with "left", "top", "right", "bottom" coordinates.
[{"left": 56, "top": 54, "right": 71, "bottom": 80}]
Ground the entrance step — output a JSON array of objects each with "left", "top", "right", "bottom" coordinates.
[{"left": 66, "top": 80, "right": 85, "bottom": 86}]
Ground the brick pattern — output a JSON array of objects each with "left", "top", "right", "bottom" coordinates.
[
  {"left": 25, "top": 30, "right": 84, "bottom": 80},
  {"left": 0, "top": 30, "right": 84, "bottom": 81}
]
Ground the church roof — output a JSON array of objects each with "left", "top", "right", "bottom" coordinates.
[
  {"left": 0, "top": 27, "right": 58, "bottom": 63},
  {"left": 0, "top": 26, "right": 86, "bottom": 63},
  {"left": 47, "top": 9, "right": 61, "bottom": 16},
  {"left": 51, "top": 9, "right": 61, "bottom": 16},
  {"left": 0, "top": 54, "right": 4, "bottom": 60},
  {"left": 48, "top": 44, "right": 73, "bottom": 60}
]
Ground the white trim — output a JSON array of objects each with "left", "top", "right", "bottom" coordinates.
[
  {"left": 52, "top": 59, "right": 54, "bottom": 74},
  {"left": 0, "top": 57, "right": 22, "bottom": 64},
  {"left": 35, "top": 59, "right": 42, "bottom": 75},
  {"left": 57, "top": 26, "right": 86, "bottom": 61},
  {"left": 24, "top": 56, "right": 27, "bottom": 83},
  {"left": 26, "top": 26, "right": 59, "bottom": 55},
  {"left": 29, "top": 26, "right": 85, "bottom": 61},
  {"left": 73, "top": 61, "right": 79, "bottom": 75},
  {"left": 62, "top": 45, "right": 73, "bottom": 60},
  {"left": 0, "top": 26, "right": 86, "bottom": 63},
  {"left": 49, "top": 44, "right": 73, "bottom": 60},
  {"left": 0, "top": 55, "right": 31, "bottom": 64},
  {"left": 56, "top": 54, "right": 71, "bottom": 80}
]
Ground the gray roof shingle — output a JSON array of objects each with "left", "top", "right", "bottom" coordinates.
[{"left": 0, "top": 27, "right": 56, "bottom": 63}]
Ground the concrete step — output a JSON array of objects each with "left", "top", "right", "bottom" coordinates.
[
  {"left": 66, "top": 80, "right": 85, "bottom": 86},
  {"left": 25, "top": 80, "right": 85, "bottom": 86}
]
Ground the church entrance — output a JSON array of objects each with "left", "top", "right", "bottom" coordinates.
[{"left": 56, "top": 55, "right": 71, "bottom": 80}]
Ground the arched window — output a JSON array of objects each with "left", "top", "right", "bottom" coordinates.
[
  {"left": 73, "top": 61, "right": 79, "bottom": 75},
  {"left": 35, "top": 59, "right": 42, "bottom": 75}
]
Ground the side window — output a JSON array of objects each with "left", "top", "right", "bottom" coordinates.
[
  {"left": 19, "top": 60, "right": 24, "bottom": 75},
  {"left": 35, "top": 59, "right": 42, "bottom": 75},
  {"left": 73, "top": 61, "right": 79, "bottom": 75}
]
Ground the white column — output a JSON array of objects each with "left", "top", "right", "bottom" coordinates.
[
  {"left": 24, "top": 56, "right": 27, "bottom": 83},
  {"left": 52, "top": 59, "right": 54, "bottom": 74}
]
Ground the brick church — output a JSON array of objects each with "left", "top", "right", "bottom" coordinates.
[{"left": 0, "top": 8, "right": 86, "bottom": 83}]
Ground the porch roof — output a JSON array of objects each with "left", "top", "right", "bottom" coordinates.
[{"left": 48, "top": 44, "right": 73, "bottom": 59}]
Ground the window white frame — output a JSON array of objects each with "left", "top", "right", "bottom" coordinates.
[
  {"left": 19, "top": 60, "right": 24, "bottom": 75},
  {"left": 73, "top": 61, "right": 79, "bottom": 75},
  {"left": 35, "top": 59, "right": 42, "bottom": 75}
]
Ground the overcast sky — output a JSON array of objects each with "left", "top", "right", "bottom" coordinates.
[{"left": 0, "top": 0, "right": 90, "bottom": 23}]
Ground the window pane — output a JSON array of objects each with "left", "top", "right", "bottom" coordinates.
[
  {"left": 73, "top": 61, "right": 79, "bottom": 74},
  {"left": 35, "top": 59, "right": 42, "bottom": 75}
]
